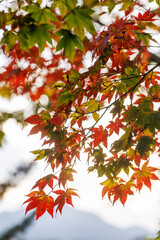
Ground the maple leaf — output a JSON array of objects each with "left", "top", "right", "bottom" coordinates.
[
  {"left": 149, "top": 84, "right": 160, "bottom": 101},
  {"left": 136, "top": 136, "right": 156, "bottom": 157},
  {"left": 25, "top": 4, "right": 58, "bottom": 24},
  {"left": 24, "top": 190, "right": 54, "bottom": 220},
  {"left": 127, "top": 148, "right": 141, "bottom": 167},
  {"left": 25, "top": 115, "right": 42, "bottom": 124},
  {"left": 59, "top": 167, "right": 76, "bottom": 188},
  {"left": 131, "top": 161, "right": 159, "bottom": 191},
  {"left": 112, "top": 50, "right": 133, "bottom": 70},
  {"left": 56, "top": 29, "right": 84, "bottom": 62},
  {"left": 101, "top": 179, "right": 135, "bottom": 205},
  {"left": 32, "top": 174, "right": 58, "bottom": 190},
  {"left": 111, "top": 127, "right": 132, "bottom": 153},
  {"left": 112, "top": 181, "right": 135, "bottom": 205},
  {"left": 91, "top": 125, "right": 108, "bottom": 148},
  {"left": 52, "top": 0, "right": 77, "bottom": 14},
  {"left": 135, "top": 9, "right": 157, "bottom": 21},
  {"left": 107, "top": 119, "right": 124, "bottom": 136},
  {"left": 54, "top": 188, "right": 79, "bottom": 214},
  {"left": 56, "top": 90, "right": 74, "bottom": 107},
  {"left": 101, "top": 90, "right": 114, "bottom": 104},
  {"left": 50, "top": 115, "right": 64, "bottom": 126},
  {"left": 110, "top": 100, "right": 124, "bottom": 118},
  {"left": 105, "top": 154, "right": 133, "bottom": 176},
  {"left": 0, "top": 11, "right": 6, "bottom": 30},
  {"left": 18, "top": 23, "right": 54, "bottom": 52},
  {"left": 67, "top": 131, "right": 82, "bottom": 148},
  {"left": 54, "top": 149, "right": 72, "bottom": 168},
  {"left": 63, "top": 6, "right": 95, "bottom": 40},
  {"left": 25, "top": 111, "right": 52, "bottom": 137},
  {"left": 101, "top": 178, "right": 118, "bottom": 201}
]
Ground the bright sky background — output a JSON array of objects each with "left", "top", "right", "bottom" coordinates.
[{"left": 0, "top": 0, "right": 160, "bottom": 236}]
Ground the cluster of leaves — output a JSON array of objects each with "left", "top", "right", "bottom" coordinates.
[{"left": 0, "top": 0, "right": 160, "bottom": 219}]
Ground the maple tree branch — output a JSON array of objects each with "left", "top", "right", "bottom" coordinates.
[
  {"left": 78, "top": 62, "right": 160, "bottom": 145},
  {"left": 73, "top": 63, "right": 159, "bottom": 116},
  {"left": 79, "top": 44, "right": 160, "bottom": 82},
  {"left": 121, "top": 32, "right": 160, "bottom": 64},
  {"left": 122, "top": 36, "right": 136, "bottom": 47},
  {"left": 110, "top": 63, "right": 159, "bottom": 110}
]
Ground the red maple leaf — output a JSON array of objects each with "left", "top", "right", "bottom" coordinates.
[
  {"left": 54, "top": 188, "right": 79, "bottom": 214},
  {"left": 112, "top": 181, "right": 135, "bottom": 205},
  {"left": 25, "top": 115, "right": 42, "bottom": 124},
  {"left": 50, "top": 115, "right": 64, "bottom": 126},
  {"left": 24, "top": 190, "right": 54, "bottom": 220},
  {"left": 135, "top": 9, "right": 157, "bottom": 22},
  {"left": 107, "top": 119, "right": 124, "bottom": 136},
  {"left": 32, "top": 174, "right": 58, "bottom": 190},
  {"left": 91, "top": 125, "right": 108, "bottom": 148}
]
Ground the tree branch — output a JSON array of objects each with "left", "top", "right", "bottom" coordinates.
[{"left": 79, "top": 62, "right": 160, "bottom": 146}]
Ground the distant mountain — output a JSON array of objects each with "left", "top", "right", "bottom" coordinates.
[{"left": 0, "top": 207, "right": 150, "bottom": 240}]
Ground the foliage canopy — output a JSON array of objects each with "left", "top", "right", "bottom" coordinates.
[{"left": 0, "top": 0, "right": 160, "bottom": 220}]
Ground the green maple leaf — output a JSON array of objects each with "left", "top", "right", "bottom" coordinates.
[
  {"left": 123, "top": 106, "right": 139, "bottom": 123},
  {"left": 24, "top": 3, "right": 58, "bottom": 24},
  {"left": 32, "top": 8, "right": 57, "bottom": 24},
  {"left": 63, "top": 6, "right": 95, "bottom": 40},
  {"left": 57, "top": 90, "right": 74, "bottom": 107},
  {"left": 2, "top": 31, "right": 17, "bottom": 52},
  {"left": 84, "top": 99, "right": 99, "bottom": 113},
  {"left": 147, "top": 112, "right": 160, "bottom": 135},
  {"left": 136, "top": 136, "right": 156, "bottom": 157},
  {"left": 111, "top": 128, "right": 132, "bottom": 152},
  {"left": 28, "top": 24, "right": 53, "bottom": 51},
  {"left": 110, "top": 100, "right": 124, "bottom": 118},
  {"left": 97, "top": 164, "right": 106, "bottom": 177},
  {"left": 122, "top": 67, "right": 140, "bottom": 87},
  {"left": 56, "top": 29, "right": 84, "bottom": 62},
  {"left": 18, "top": 24, "right": 54, "bottom": 52},
  {"left": 31, "top": 149, "right": 52, "bottom": 161}
]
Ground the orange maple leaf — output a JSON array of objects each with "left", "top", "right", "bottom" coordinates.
[
  {"left": 131, "top": 161, "right": 159, "bottom": 191},
  {"left": 24, "top": 190, "right": 54, "bottom": 220},
  {"left": 54, "top": 188, "right": 79, "bottom": 214}
]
